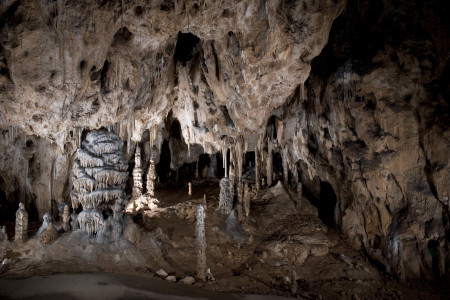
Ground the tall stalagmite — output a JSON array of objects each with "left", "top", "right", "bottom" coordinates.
[
  {"left": 132, "top": 145, "right": 143, "bottom": 198},
  {"left": 14, "top": 203, "right": 28, "bottom": 244},
  {"left": 196, "top": 204, "right": 207, "bottom": 282}
]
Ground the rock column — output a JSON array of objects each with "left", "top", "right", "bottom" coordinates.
[
  {"left": 132, "top": 145, "right": 143, "bottom": 197},
  {"left": 147, "top": 155, "right": 156, "bottom": 197},
  {"left": 15, "top": 203, "right": 28, "bottom": 244},
  {"left": 196, "top": 204, "right": 207, "bottom": 282}
]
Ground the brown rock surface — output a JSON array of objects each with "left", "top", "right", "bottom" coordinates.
[{"left": 0, "top": 0, "right": 448, "bottom": 286}]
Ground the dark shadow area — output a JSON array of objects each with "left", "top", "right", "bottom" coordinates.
[
  {"left": 156, "top": 140, "right": 171, "bottom": 183},
  {"left": 174, "top": 32, "right": 200, "bottom": 66},
  {"left": 318, "top": 181, "right": 337, "bottom": 226}
]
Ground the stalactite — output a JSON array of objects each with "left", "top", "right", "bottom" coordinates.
[
  {"left": 196, "top": 204, "right": 206, "bottom": 282},
  {"left": 236, "top": 137, "right": 244, "bottom": 182},
  {"left": 188, "top": 182, "right": 192, "bottom": 197},
  {"left": 282, "top": 145, "right": 289, "bottom": 186},
  {"left": 78, "top": 127, "right": 83, "bottom": 148},
  {"left": 243, "top": 183, "right": 251, "bottom": 219},
  {"left": 255, "top": 146, "right": 260, "bottom": 191},
  {"left": 267, "top": 137, "right": 273, "bottom": 187}
]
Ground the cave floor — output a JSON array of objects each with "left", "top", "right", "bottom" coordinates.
[{"left": 0, "top": 181, "right": 449, "bottom": 300}]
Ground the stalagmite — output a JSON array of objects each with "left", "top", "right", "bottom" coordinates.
[
  {"left": 218, "top": 177, "right": 232, "bottom": 215},
  {"left": 188, "top": 182, "right": 192, "bottom": 197},
  {"left": 40, "top": 222, "right": 58, "bottom": 245},
  {"left": 14, "top": 203, "right": 28, "bottom": 244},
  {"left": 132, "top": 145, "right": 143, "bottom": 198},
  {"left": 62, "top": 205, "right": 70, "bottom": 232},
  {"left": 267, "top": 137, "right": 273, "bottom": 187},
  {"left": 147, "top": 154, "right": 156, "bottom": 197},
  {"left": 196, "top": 204, "right": 207, "bottom": 282},
  {"left": 297, "top": 182, "right": 303, "bottom": 200},
  {"left": 229, "top": 164, "right": 236, "bottom": 205}
]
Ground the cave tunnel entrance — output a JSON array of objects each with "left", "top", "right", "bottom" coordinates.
[
  {"left": 174, "top": 31, "right": 200, "bottom": 66},
  {"left": 318, "top": 181, "right": 337, "bottom": 226},
  {"left": 244, "top": 151, "right": 255, "bottom": 170},
  {"left": 216, "top": 152, "right": 225, "bottom": 178},
  {"left": 198, "top": 154, "right": 211, "bottom": 177},
  {"left": 170, "top": 119, "right": 182, "bottom": 140},
  {"left": 156, "top": 140, "right": 172, "bottom": 183},
  {"left": 273, "top": 151, "right": 283, "bottom": 183}
]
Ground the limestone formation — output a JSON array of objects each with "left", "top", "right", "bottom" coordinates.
[
  {"left": 146, "top": 156, "right": 156, "bottom": 197},
  {"left": 62, "top": 204, "right": 71, "bottom": 232},
  {"left": 218, "top": 177, "right": 232, "bottom": 215},
  {"left": 196, "top": 204, "right": 207, "bottom": 282},
  {"left": 132, "top": 145, "right": 143, "bottom": 198},
  {"left": 243, "top": 183, "right": 251, "bottom": 219},
  {"left": 266, "top": 137, "right": 273, "bottom": 187},
  {"left": 39, "top": 223, "right": 58, "bottom": 245},
  {"left": 188, "top": 182, "right": 192, "bottom": 197},
  {"left": 15, "top": 203, "right": 28, "bottom": 244},
  {"left": 37, "top": 212, "right": 52, "bottom": 237},
  {"left": 71, "top": 130, "right": 128, "bottom": 236},
  {"left": 0, "top": 0, "right": 448, "bottom": 286}
]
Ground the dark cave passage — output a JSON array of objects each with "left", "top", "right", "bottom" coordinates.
[
  {"left": 156, "top": 140, "right": 172, "bottom": 183},
  {"left": 318, "top": 181, "right": 337, "bottom": 227}
]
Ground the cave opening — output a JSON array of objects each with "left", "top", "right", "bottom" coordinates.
[
  {"left": 170, "top": 119, "right": 182, "bottom": 140},
  {"left": 318, "top": 181, "right": 337, "bottom": 226},
  {"left": 198, "top": 154, "right": 211, "bottom": 178},
  {"left": 174, "top": 32, "right": 200, "bottom": 66},
  {"left": 244, "top": 151, "right": 255, "bottom": 170},
  {"left": 216, "top": 152, "right": 225, "bottom": 178},
  {"left": 156, "top": 140, "right": 172, "bottom": 183},
  {"left": 273, "top": 152, "right": 283, "bottom": 183}
]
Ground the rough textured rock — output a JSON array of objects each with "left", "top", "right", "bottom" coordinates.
[
  {"left": 39, "top": 222, "right": 58, "bottom": 245},
  {"left": 0, "top": 0, "right": 448, "bottom": 283}
]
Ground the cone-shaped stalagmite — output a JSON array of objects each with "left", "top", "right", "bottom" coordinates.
[
  {"left": 196, "top": 204, "right": 207, "bottom": 282},
  {"left": 15, "top": 203, "right": 28, "bottom": 244}
]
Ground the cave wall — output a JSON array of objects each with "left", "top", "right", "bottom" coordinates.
[
  {"left": 270, "top": 0, "right": 450, "bottom": 280},
  {"left": 0, "top": 0, "right": 448, "bottom": 281}
]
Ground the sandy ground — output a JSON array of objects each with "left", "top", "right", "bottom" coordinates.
[{"left": 0, "top": 273, "right": 294, "bottom": 300}]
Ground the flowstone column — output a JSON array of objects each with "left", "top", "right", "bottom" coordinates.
[
  {"left": 71, "top": 130, "right": 129, "bottom": 237},
  {"left": 196, "top": 204, "right": 207, "bottom": 282},
  {"left": 132, "top": 145, "right": 143, "bottom": 198},
  {"left": 14, "top": 203, "right": 28, "bottom": 244},
  {"left": 147, "top": 155, "right": 156, "bottom": 197}
]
